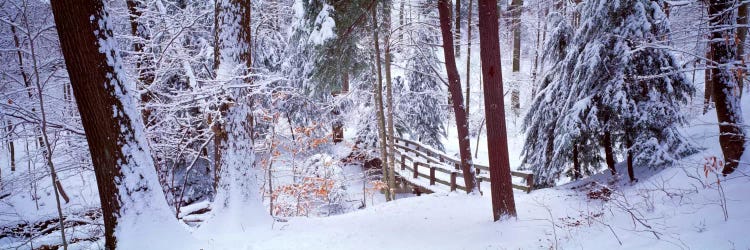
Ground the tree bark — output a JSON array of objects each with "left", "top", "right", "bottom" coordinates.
[
  {"left": 510, "top": 0, "right": 522, "bottom": 116},
  {"left": 737, "top": 1, "right": 747, "bottom": 94},
  {"left": 383, "top": 2, "right": 397, "bottom": 201},
  {"left": 126, "top": 0, "right": 156, "bottom": 127},
  {"left": 51, "top": 0, "right": 168, "bottom": 247},
  {"left": 704, "top": 48, "right": 714, "bottom": 114},
  {"left": 5, "top": 121, "right": 14, "bottom": 172},
  {"left": 602, "top": 131, "right": 617, "bottom": 175},
  {"left": 477, "top": 0, "right": 517, "bottom": 220},
  {"left": 455, "top": 0, "right": 462, "bottom": 57},
  {"left": 213, "top": 0, "right": 253, "bottom": 191},
  {"left": 372, "top": 5, "right": 392, "bottom": 201},
  {"left": 439, "top": 0, "right": 477, "bottom": 193},
  {"left": 708, "top": 0, "right": 746, "bottom": 175},
  {"left": 572, "top": 143, "right": 581, "bottom": 180},
  {"left": 332, "top": 73, "right": 347, "bottom": 143},
  {"left": 626, "top": 136, "right": 635, "bottom": 182}
]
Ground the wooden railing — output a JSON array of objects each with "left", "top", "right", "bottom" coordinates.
[{"left": 392, "top": 137, "right": 534, "bottom": 193}]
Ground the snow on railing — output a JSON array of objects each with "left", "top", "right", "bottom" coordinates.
[{"left": 392, "top": 137, "right": 534, "bottom": 193}]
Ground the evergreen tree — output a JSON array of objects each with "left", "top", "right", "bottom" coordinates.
[
  {"left": 397, "top": 5, "right": 448, "bottom": 151},
  {"left": 522, "top": 0, "right": 695, "bottom": 186}
]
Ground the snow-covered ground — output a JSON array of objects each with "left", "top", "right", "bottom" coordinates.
[{"left": 70, "top": 82, "right": 747, "bottom": 250}]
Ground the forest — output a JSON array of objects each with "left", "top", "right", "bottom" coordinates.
[{"left": 0, "top": 0, "right": 748, "bottom": 249}]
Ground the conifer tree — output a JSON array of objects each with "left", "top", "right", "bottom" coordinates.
[{"left": 523, "top": 0, "right": 695, "bottom": 186}]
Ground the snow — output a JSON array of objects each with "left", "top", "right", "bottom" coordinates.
[
  {"left": 50, "top": 85, "right": 749, "bottom": 250},
  {"left": 308, "top": 4, "right": 337, "bottom": 46},
  {"left": 3, "top": 1, "right": 750, "bottom": 249}
]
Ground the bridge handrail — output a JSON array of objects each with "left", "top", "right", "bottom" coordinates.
[{"left": 393, "top": 136, "right": 534, "bottom": 193}]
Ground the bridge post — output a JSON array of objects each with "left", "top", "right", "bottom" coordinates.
[
  {"left": 450, "top": 172, "right": 457, "bottom": 191},
  {"left": 413, "top": 162, "right": 419, "bottom": 179},
  {"left": 401, "top": 154, "right": 406, "bottom": 170},
  {"left": 526, "top": 174, "right": 534, "bottom": 193},
  {"left": 429, "top": 167, "right": 436, "bottom": 185}
]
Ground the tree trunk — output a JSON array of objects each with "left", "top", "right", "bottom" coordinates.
[
  {"left": 372, "top": 5, "right": 392, "bottom": 201},
  {"left": 531, "top": 2, "right": 545, "bottom": 96},
  {"left": 399, "top": 0, "right": 405, "bottom": 43},
  {"left": 455, "top": 0, "right": 461, "bottom": 57},
  {"left": 572, "top": 143, "right": 581, "bottom": 180},
  {"left": 5, "top": 121, "right": 14, "bottom": 172},
  {"left": 439, "top": 0, "right": 477, "bottom": 193},
  {"left": 51, "top": 0, "right": 170, "bottom": 247},
  {"left": 213, "top": 0, "right": 253, "bottom": 191},
  {"left": 18, "top": 3, "right": 71, "bottom": 204},
  {"left": 737, "top": 1, "right": 747, "bottom": 94},
  {"left": 465, "top": 0, "right": 473, "bottom": 114},
  {"left": 626, "top": 136, "right": 635, "bottom": 182},
  {"left": 126, "top": 0, "right": 156, "bottom": 127},
  {"left": 32, "top": 48, "right": 68, "bottom": 250},
  {"left": 510, "top": 0, "right": 522, "bottom": 116},
  {"left": 477, "top": 0, "right": 517, "bottom": 220},
  {"left": 213, "top": 0, "right": 221, "bottom": 72},
  {"left": 332, "top": 73, "right": 348, "bottom": 143},
  {"left": 602, "top": 131, "right": 617, "bottom": 175},
  {"left": 383, "top": 2, "right": 397, "bottom": 201},
  {"left": 708, "top": 0, "right": 746, "bottom": 175},
  {"left": 704, "top": 48, "right": 714, "bottom": 114}
]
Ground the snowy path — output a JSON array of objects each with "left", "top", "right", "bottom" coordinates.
[{"left": 192, "top": 160, "right": 750, "bottom": 250}]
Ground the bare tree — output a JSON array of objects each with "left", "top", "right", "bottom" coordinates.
[
  {"left": 438, "top": 0, "right": 477, "bottom": 193},
  {"left": 372, "top": 4, "right": 393, "bottom": 201}
]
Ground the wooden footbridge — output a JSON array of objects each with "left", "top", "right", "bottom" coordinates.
[{"left": 391, "top": 137, "right": 534, "bottom": 195}]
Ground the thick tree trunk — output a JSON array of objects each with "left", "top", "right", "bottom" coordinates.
[
  {"left": 477, "top": 0, "right": 517, "bottom": 220},
  {"left": 372, "top": 6, "right": 392, "bottom": 201},
  {"left": 383, "top": 2, "right": 397, "bottom": 201},
  {"left": 708, "top": 0, "right": 746, "bottom": 175},
  {"left": 51, "top": 0, "right": 169, "bottom": 248},
  {"left": 510, "top": 0, "right": 522, "bottom": 116},
  {"left": 439, "top": 0, "right": 477, "bottom": 193},
  {"left": 213, "top": 0, "right": 253, "bottom": 191}
]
